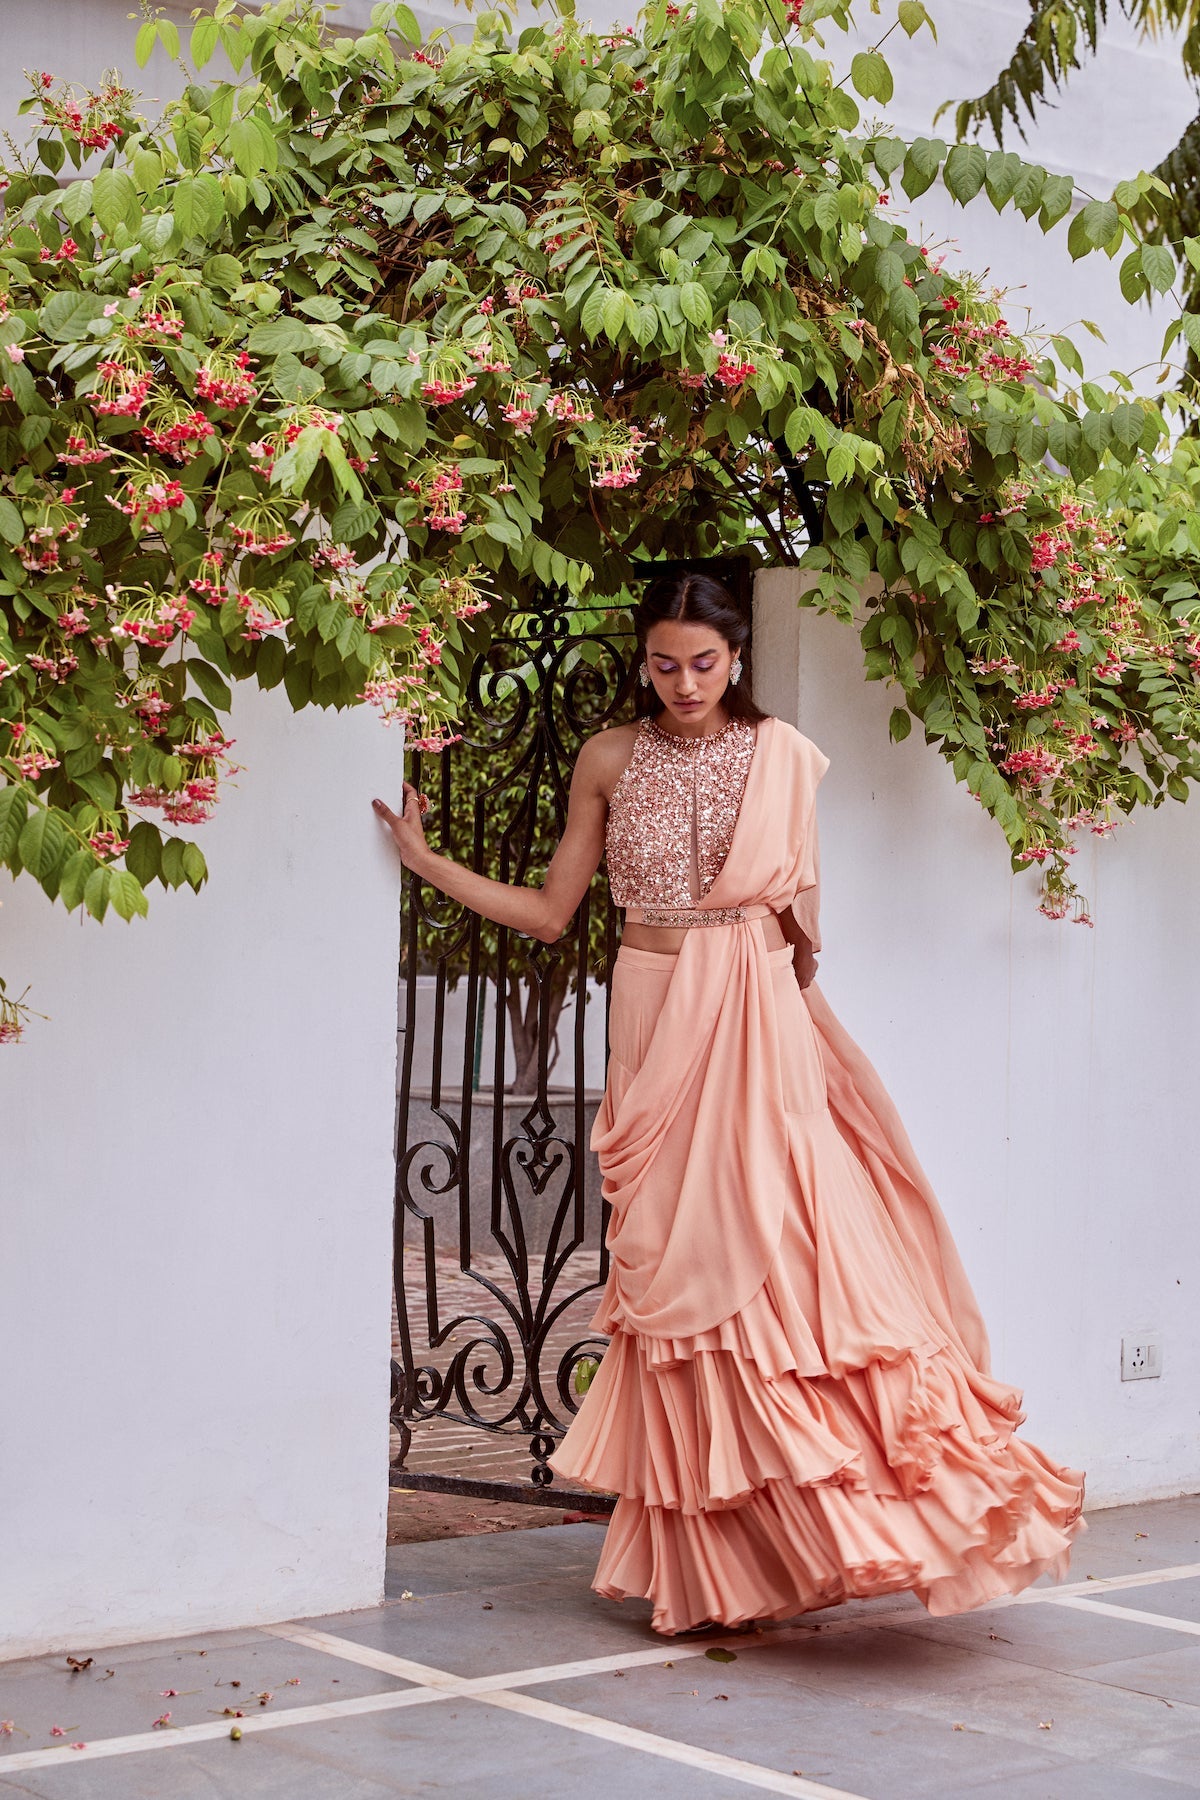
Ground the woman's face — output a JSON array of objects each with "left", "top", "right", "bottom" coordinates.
[{"left": 643, "top": 620, "right": 739, "bottom": 731}]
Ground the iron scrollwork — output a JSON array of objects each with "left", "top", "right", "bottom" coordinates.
[{"left": 390, "top": 593, "right": 636, "bottom": 1504}]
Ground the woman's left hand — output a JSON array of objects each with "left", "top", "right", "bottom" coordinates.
[{"left": 372, "top": 782, "right": 432, "bottom": 869}]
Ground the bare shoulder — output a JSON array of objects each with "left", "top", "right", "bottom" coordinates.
[{"left": 575, "top": 720, "right": 642, "bottom": 800}]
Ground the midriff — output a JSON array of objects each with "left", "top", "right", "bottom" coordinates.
[{"left": 621, "top": 910, "right": 789, "bottom": 955}]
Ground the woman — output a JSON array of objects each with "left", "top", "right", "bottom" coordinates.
[{"left": 372, "top": 571, "right": 1086, "bottom": 1638}]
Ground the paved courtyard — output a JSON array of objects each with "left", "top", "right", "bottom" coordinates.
[{"left": 1, "top": 1495, "right": 1199, "bottom": 1799}]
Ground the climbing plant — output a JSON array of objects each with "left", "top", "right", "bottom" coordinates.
[{"left": 3, "top": 0, "right": 1200, "bottom": 1038}]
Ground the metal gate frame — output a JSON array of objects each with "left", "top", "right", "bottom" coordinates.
[{"left": 390, "top": 563, "right": 752, "bottom": 1510}]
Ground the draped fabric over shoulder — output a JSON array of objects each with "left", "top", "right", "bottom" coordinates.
[{"left": 550, "top": 715, "right": 1085, "bottom": 1636}]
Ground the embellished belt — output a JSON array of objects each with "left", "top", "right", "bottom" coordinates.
[{"left": 622, "top": 903, "right": 774, "bottom": 927}]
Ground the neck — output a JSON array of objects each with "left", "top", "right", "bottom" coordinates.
[{"left": 651, "top": 708, "right": 732, "bottom": 740}]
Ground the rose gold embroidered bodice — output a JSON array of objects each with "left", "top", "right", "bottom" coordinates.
[{"left": 605, "top": 716, "right": 757, "bottom": 909}]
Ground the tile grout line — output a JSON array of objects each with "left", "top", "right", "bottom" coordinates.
[
  {"left": 477, "top": 1688, "right": 868, "bottom": 1800},
  {"left": 1043, "top": 1594, "right": 1200, "bottom": 1637},
  {"left": 0, "top": 1687, "right": 446, "bottom": 1776},
  {"left": 5, "top": 1558, "right": 1198, "bottom": 1788},
  {"left": 1008, "top": 1560, "right": 1200, "bottom": 1602}
]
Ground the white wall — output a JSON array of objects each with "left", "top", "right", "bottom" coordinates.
[
  {"left": 755, "top": 570, "right": 1200, "bottom": 1508},
  {"left": 0, "top": 686, "right": 402, "bottom": 1659}
]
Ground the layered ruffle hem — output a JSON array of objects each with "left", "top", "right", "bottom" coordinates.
[{"left": 549, "top": 939, "right": 1086, "bottom": 1636}]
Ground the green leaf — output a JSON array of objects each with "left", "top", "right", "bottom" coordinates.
[
  {"left": 18, "top": 808, "right": 66, "bottom": 880},
  {"left": 1038, "top": 174, "right": 1075, "bottom": 229},
  {"left": 897, "top": 0, "right": 934, "bottom": 35},
  {"left": 850, "top": 51, "right": 893, "bottom": 104},
  {"left": 0, "top": 497, "right": 23, "bottom": 545},
  {"left": 229, "top": 117, "right": 266, "bottom": 180},
  {"left": 188, "top": 659, "right": 233, "bottom": 710},
  {"left": 1140, "top": 243, "right": 1175, "bottom": 295},
  {"left": 705, "top": 1646, "right": 737, "bottom": 1663},
  {"left": 125, "top": 821, "right": 162, "bottom": 887},
  {"left": 0, "top": 786, "right": 27, "bottom": 860},
  {"left": 135, "top": 19, "right": 158, "bottom": 66},
  {"left": 330, "top": 500, "right": 380, "bottom": 541},
  {"left": 901, "top": 137, "right": 945, "bottom": 201},
  {"left": 109, "top": 870, "right": 149, "bottom": 922},
  {"left": 1067, "top": 199, "right": 1119, "bottom": 261},
  {"left": 246, "top": 318, "right": 313, "bottom": 356},
  {"left": 39, "top": 291, "right": 110, "bottom": 343},
  {"left": 191, "top": 17, "right": 220, "bottom": 66},
  {"left": 84, "top": 864, "right": 111, "bottom": 921},
  {"left": 93, "top": 168, "right": 140, "bottom": 235},
  {"left": 944, "top": 144, "right": 987, "bottom": 204},
  {"left": 1119, "top": 249, "right": 1149, "bottom": 305},
  {"left": 59, "top": 847, "right": 97, "bottom": 913},
  {"left": 181, "top": 842, "right": 207, "bottom": 890},
  {"left": 203, "top": 253, "right": 245, "bottom": 291},
  {"left": 889, "top": 706, "right": 912, "bottom": 742},
  {"left": 679, "top": 281, "right": 712, "bottom": 328}
]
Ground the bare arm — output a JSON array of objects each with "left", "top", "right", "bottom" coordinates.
[
  {"left": 371, "top": 733, "right": 612, "bottom": 944},
  {"left": 777, "top": 903, "right": 818, "bottom": 989}
]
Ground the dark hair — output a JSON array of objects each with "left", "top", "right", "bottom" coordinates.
[{"left": 631, "top": 570, "right": 768, "bottom": 723}]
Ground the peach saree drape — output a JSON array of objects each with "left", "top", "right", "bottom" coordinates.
[{"left": 550, "top": 717, "right": 1085, "bottom": 1635}]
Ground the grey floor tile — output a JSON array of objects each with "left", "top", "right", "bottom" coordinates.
[
  {"left": 1061, "top": 1498, "right": 1200, "bottom": 1582},
  {"left": 1100, "top": 1577, "right": 1200, "bottom": 1625},
  {"left": 963, "top": 1756, "right": 1199, "bottom": 1798},
  {"left": 384, "top": 1519, "right": 604, "bottom": 1599},
  {"left": 738, "top": 1626, "right": 1200, "bottom": 1762},
  {"left": 882, "top": 1599, "right": 1197, "bottom": 1674},
  {"left": 0, "top": 1635, "right": 407, "bottom": 1761},
  {"left": 302, "top": 1576, "right": 654, "bottom": 1678},
  {"left": 1117, "top": 1728, "right": 1200, "bottom": 1789},
  {"left": 0, "top": 1697, "right": 771, "bottom": 1800},
  {"left": 1083, "top": 1642, "right": 1200, "bottom": 1706},
  {"left": 533, "top": 1658, "right": 1069, "bottom": 1800}
]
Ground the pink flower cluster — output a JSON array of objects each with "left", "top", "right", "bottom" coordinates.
[
  {"left": 25, "top": 652, "right": 78, "bottom": 682},
  {"left": 12, "top": 747, "right": 61, "bottom": 778},
  {"left": 89, "top": 829, "right": 130, "bottom": 859},
  {"left": 501, "top": 385, "right": 538, "bottom": 433},
  {"left": 546, "top": 391, "right": 594, "bottom": 424},
  {"left": 232, "top": 521, "right": 295, "bottom": 556},
  {"left": 195, "top": 353, "right": 255, "bottom": 409},
  {"left": 112, "top": 595, "right": 196, "bottom": 649},
  {"left": 411, "top": 464, "right": 467, "bottom": 533},
  {"left": 590, "top": 425, "right": 648, "bottom": 490},
  {"left": 423, "top": 374, "right": 476, "bottom": 405},
  {"left": 313, "top": 542, "right": 357, "bottom": 571},
  {"left": 92, "top": 360, "right": 152, "bottom": 418},
  {"left": 61, "top": 434, "right": 113, "bottom": 466},
  {"left": 113, "top": 478, "right": 186, "bottom": 526},
  {"left": 187, "top": 551, "right": 226, "bottom": 605},
  {"left": 999, "top": 744, "right": 1064, "bottom": 789},
  {"left": 710, "top": 331, "right": 756, "bottom": 388},
  {"left": 38, "top": 74, "right": 129, "bottom": 150},
  {"left": 142, "top": 411, "right": 214, "bottom": 461}
]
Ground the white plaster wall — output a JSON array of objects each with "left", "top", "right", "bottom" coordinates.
[
  {"left": 755, "top": 569, "right": 1200, "bottom": 1509},
  {"left": 0, "top": 685, "right": 402, "bottom": 1659}
]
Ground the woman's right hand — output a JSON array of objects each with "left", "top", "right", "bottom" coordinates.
[{"left": 372, "top": 783, "right": 432, "bottom": 870}]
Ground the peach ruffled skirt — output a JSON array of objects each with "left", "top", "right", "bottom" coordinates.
[{"left": 550, "top": 942, "right": 1086, "bottom": 1636}]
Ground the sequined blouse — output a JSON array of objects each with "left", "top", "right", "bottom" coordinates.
[{"left": 605, "top": 715, "right": 758, "bottom": 909}]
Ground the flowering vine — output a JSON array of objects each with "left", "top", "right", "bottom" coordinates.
[{"left": 2, "top": 0, "right": 1200, "bottom": 1034}]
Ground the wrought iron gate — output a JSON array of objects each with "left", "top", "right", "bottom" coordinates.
[{"left": 389, "top": 590, "right": 636, "bottom": 1509}]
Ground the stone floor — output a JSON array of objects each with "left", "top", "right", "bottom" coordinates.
[{"left": 2, "top": 1495, "right": 1199, "bottom": 1799}]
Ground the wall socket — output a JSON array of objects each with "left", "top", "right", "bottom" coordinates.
[{"left": 1121, "top": 1336, "right": 1163, "bottom": 1381}]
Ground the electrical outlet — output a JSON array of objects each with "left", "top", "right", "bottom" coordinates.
[{"left": 1121, "top": 1336, "right": 1163, "bottom": 1381}]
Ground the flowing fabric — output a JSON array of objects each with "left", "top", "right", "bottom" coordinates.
[{"left": 550, "top": 716, "right": 1085, "bottom": 1635}]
